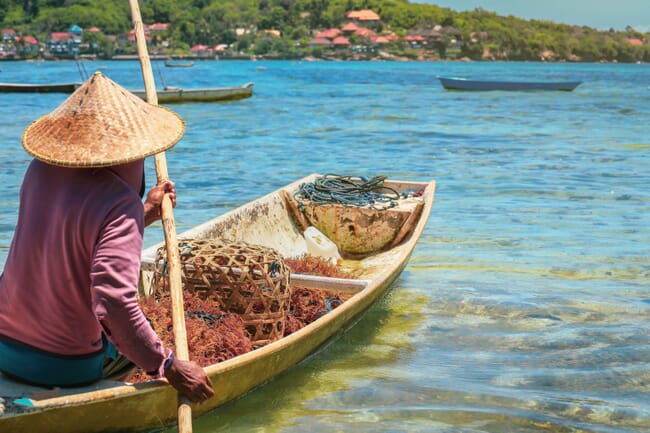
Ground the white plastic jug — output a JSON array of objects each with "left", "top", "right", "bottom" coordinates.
[{"left": 304, "top": 226, "right": 341, "bottom": 265}]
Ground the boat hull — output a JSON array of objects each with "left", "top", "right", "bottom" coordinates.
[
  {"left": 0, "top": 82, "right": 253, "bottom": 103},
  {"left": 0, "top": 174, "right": 435, "bottom": 433},
  {"left": 0, "top": 82, "right": 81, "bottom": 93},
  {"left": 164, "top": 61, "right": 194, "bottom": 68},
  {"left": 437, "top": 76, "right": 581, "bottom": 91},
  {"left": 130, "top": 83, "right": 254, "bottom": 103}
]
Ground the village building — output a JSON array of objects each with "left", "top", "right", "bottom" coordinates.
[
  {"left": 332, "top": 36, "right": 351, "bottom": 48},
  {"left": 346, "top": 9, "right": 381, "bottom": 25},
  {"left": 341, "top": 22, "right": 359, "bottom": 33},
  {"left": 314, "top": 28, "right": 341, "bottom": 40},
  {"left": 309, "top": 37, "right": 332, "bottom": 47},
  {"left": 2, "top": 28, "right": 16, "bottom": 42},
  {"left": 190, "top": 44, "right": 210, "bottom": 56},
  {"left": 15, "top": 36, "right": 39, "bottom": 56},
  {"left": 150, "top": 23, "right": 169, "bottom": 32},
  {"left": 46, "top": 25, "right": 83, "bottom": 57}
]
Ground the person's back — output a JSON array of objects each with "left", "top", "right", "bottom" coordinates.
[
  {"left": 0, "top": 160, "right": 142, "bottom": 357},
  {"left": 0, "top": 72, "right": 213, "bottom": 402}
]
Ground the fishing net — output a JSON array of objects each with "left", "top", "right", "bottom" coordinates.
[{"left": 153, "top": 239, "right": 291, "bottom": 347}]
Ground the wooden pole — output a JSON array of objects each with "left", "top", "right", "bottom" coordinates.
[{"left": 127, "top": 1, "right": 193, "bottom": 432}]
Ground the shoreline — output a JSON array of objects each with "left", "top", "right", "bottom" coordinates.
[{"left": 0, "top": 53, "right": 644, "bottom": 64}]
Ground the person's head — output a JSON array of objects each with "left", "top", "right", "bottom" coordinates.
[{"left": 21, "top": 72, "right": 185, "bottom": 170}]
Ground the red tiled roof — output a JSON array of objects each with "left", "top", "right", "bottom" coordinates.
[
  {"left": 50, "top": 32, "right": 71, "bottom": 42},
  {"left": 341, "top": 22, "right": 359, "bottom": 32},
  {"left": 372, "top": 36, "right": 390, "bottom": 44},
  {"left": 332, "top": 36, "right": 350, "bottom": 46},
  {"left": 315, "top": 28, "right": 341, "bottom": 39},
  {"left": 87, "top": 27, "right": 101, "bottom": 33},
  {"left": 16, "top": 35, "right": 38, "bottom": 44},
  {"left": 190, "top": 44, "right": 209, "bottom": 51},
  {"left": 355, "top": 28, "right": 377, "bottom": 39},
  {"left": 150, "top": 23, "right": 169, "bottom": 31},
  {"left": 346, "top": 9, "right": 380, "bottom": 21},
  {"left": 2, "top": 28, "right": 16, "bottom": 35},
  {"left": 626, "top": 38, "right": 643, "bottom": 46},
  {"left": 405, "top": 35, "right": 425, "bottom": 42}
]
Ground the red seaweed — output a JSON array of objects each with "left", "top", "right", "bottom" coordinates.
[{"left": 127, "top": 255, "right": 354, "bottom": 383}]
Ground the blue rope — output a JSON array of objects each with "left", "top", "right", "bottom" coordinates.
[{"left": 315, "top": 296, "right": 343, "bottom": 318}]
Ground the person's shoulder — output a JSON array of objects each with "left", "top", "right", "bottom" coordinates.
[{"left": 89, "top": 170, "right": 143, "bottom": 217}]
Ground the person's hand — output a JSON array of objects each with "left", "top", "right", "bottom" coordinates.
[
  {"left": 164, "top": 357, "right": 214, "bottom": 403},
  {"left": 143, "top": 180, "right": 176, "bottom": 226}
]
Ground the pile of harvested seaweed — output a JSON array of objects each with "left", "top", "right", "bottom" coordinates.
[{"left": 127, "top": 255, "right": 353, "bottom": 383}]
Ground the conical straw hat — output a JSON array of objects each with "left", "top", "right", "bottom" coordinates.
[{"left": 22, "top": 72, "right": 185, "bottom": 167}]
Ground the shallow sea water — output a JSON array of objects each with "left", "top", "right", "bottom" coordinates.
[{"left": 0, "top": 60, "right": 648, "bottom": 432}]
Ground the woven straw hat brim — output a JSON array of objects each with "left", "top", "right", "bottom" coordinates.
[{"left": 22, "top": 72, "right": 185, "bottom": 168}]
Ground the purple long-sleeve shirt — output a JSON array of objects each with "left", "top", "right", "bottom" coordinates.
[{"left": 0, "top": 159, "right": 170, "bottom": 377}]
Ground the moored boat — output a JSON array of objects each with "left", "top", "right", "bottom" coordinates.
[
  {"left": 0, "top": 82, "right": 81, "bottom": 93},
  {"left": 130, "top": 82, "right": 254, "bottom": 103},
  {"left": 437, "top": 76, "right": 582, "bottom": 91},
  {"left": 164, "top": 60, "right": 195, "bottom": 68},
  {"left": 0, "top": 81, "right": 254, "bottom": 103},
  {"left": 0, "top": 174, "right": 436, "bottom": 433}
]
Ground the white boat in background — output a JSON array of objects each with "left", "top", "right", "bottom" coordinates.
[{"left": 130, "top": 82, "right": 254, "bottom": 103}]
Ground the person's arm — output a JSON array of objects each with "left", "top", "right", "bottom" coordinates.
[
  {"left": 163, "top": 353, "right": 215, "bottom": 403},
  {"left": 91, "top": 196, "right": 213, "bottom": 403},
  {"left": 143, "top": 180, "right": 176, "bottom": 227}
]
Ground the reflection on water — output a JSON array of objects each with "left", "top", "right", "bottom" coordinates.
[{"left": 1, "top": 61, "right": 648, "bottom": 432}]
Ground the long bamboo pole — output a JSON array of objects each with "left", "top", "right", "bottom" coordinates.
[{"left": 127, "top": 1, "right": 193, "bottom": 432}]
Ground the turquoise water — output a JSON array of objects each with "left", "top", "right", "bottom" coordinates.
[{"left": 1, "top": 60, "right": 649, "bottom": 433}]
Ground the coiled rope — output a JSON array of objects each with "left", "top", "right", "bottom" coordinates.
[{"left": 294, "top": 174, "right": 401, "bottom": 208}]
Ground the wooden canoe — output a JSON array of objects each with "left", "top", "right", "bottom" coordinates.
[
  {"left": 437, "top": 76, "right": 581, "bottom": 91},
  {"left": 0, "top": 174, "right": 435, "bottom": 433},
  {"left": 0, "top": 82, "right": 81, "bottom": 93},
  {"left": 164, "top": 60, "right": 195, "bottom": 68},
  {"left": 130, "top": 82, "right": 254, "bottom": 103},
  {"left": 0, "top": 82, "right": 253, "bottom": 103}
]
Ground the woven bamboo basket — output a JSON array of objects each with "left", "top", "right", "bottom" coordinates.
[{"left": 153, "top": 239, "right": 291, "bottom": 346}]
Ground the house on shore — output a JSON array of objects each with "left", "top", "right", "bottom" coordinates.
[{"left": 46, "top": 25, "right": 83, "bottom": 57}]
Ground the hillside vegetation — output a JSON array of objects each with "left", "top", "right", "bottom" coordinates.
[{"left": 1, "top": 0, "right": 649, "bottom": 62}]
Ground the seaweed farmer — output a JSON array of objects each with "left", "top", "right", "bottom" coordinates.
[{"left": 0, "top": 73, "right": 214, "bottom": 403}]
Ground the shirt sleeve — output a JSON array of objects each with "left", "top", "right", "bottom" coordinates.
[{"left": 90, "top": 197, "right": 171, "bottom": 377}]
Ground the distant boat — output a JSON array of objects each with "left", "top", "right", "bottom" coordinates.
[
  {"left": 0, "top": 82, "right": 81, "bottom": 93},
  {"left": 130, "top": 82, "right": 254, "bottom": 104},
  {"left": 0, "top": 81, "right": 254, "bottom": 103},
  {"left": 164, "top": 60, "right": 194, "bottom": 68},
  {"left": 437, "top": 76, "right": 581, "bottom": 91}
]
